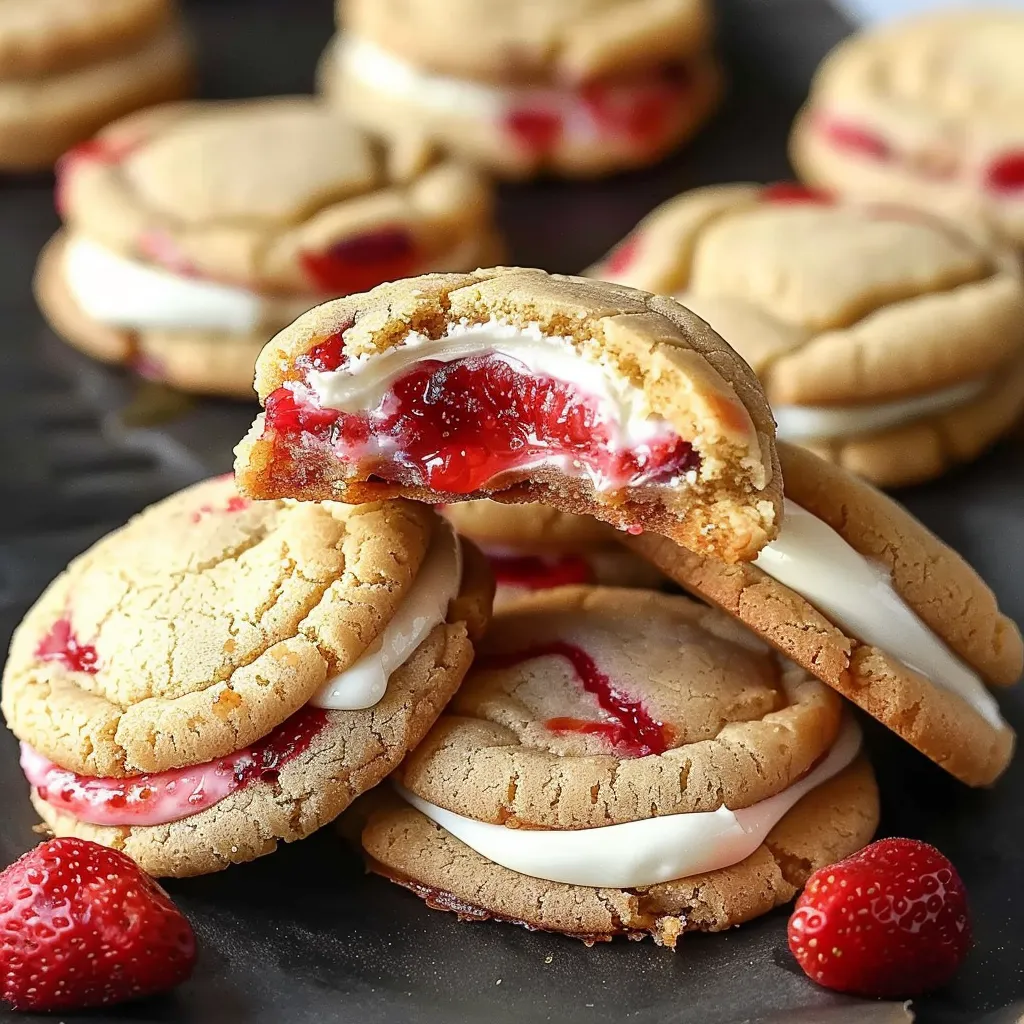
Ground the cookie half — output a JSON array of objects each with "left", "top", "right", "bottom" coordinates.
[
  {"left": 791, "top": 10, "right": 1024, "bottom": 247},
  {"left": 1, "top": 476, "right": 493, "bottom": 876},
  {"left": 362, "top": 586, "right": 879, "bottom": 945},
  {"left": 588, "top": 182, "right": 1024, "bottom": 486},
  {"left": 39, "top": 97, "right": 497, "bottom": 397},
  {"left": 626, "top": 442, "right": 1022, "bottom": 786},
  {"left": 442, "top": 499, "right": 664, "bottom": 607},
  {"left": 234, "top": 268, "right": 782, "bottom": 564}
]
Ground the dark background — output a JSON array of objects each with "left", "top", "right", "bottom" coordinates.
[{"left": 1, "top": 1, "right": 1023, "bottom": 1021}]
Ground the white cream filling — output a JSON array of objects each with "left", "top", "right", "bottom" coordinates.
[
  {"left": 307, "top": 317, "right": 687, "bottom": 492},
  {"left": 774, "top": 379, "right": 990, "bottom": 441},
  {"left": 755, "top": 500, "right": 1004, "bottom": 728},
  {"left": 63, "top": 235, "right": 262, "bottom": 333},
  {"left": 310, "top": 522, "right": 463, "bottom": 710},
  {"left": 397, "top": 717, "right": 862, "bottom": 889}
]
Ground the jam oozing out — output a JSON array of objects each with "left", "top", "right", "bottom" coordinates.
[
  {"left": 490, "top": 554, "right": 594, "bottom": 590},
  {"left": 503, "top": 109, "right": 564, "bottom": 154},
  {"left": 816, "top": 115, "right": 892, "bottom": 162},
  {"left": 480, "top": 640, "right": 669, "bottom": 757},
  {"left": 35, "top": 618, "right": 100, "bottom": 674},
  {"left": 761, "top": 182, "right": 834, "bottom": 204},
  {"left": 300, "top": 228, "right": 418, "bottom": 295},
  {"left": 985, "top": 153, "right": 1024, "bottom": 194},
  {"left": 581, "top": 64, "right": 689, "bottom": 143},
  {"left": 191, "top": 495, "right": 251, "bottom": 524},
  {"left": 262, "top": 354, "right": 698, "bottom": 494},
  {"left": 23, "top": 706, "right": 329, "bottom": 827}
]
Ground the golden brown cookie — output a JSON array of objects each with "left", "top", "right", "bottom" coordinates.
[
  {"left": 791, "top": 10, "right": 1024, "bottom": 248},
  {"left": 360, "top": 585, "right": 878, "bottom": 944},
  {"left": 442, "top": 499, "right": 663, "bottom": 607},
  {"left": 234, "top": 268, "right": 782, "bottom": 564},
  {"left": 626, "top": 442, "right": 1022, "bottom": 786},
  {"left": 2, "top": 475, "right": 493, "bottom": 876},
  {"left": 588, "top": 183, "right": 1024, "bottom": 486},
  {"left": 0, "top": 1, "right": 191, "bottom": 171},
  {"left": 38, "top": 97, "right": 497, "bottom": 398}
]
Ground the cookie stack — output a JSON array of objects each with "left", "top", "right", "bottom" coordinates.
[
  {"left": 3, "top": 270, "right": 1020, "bottom": 952},
  {"left": 0, "top": 0, "right": 191, "bottom": 171},
  {"left": 320, "top": 0, "right": 722, "bottom": 178},
  {"left": 35, "top": 97, "right": 497, "bottom": 398}
]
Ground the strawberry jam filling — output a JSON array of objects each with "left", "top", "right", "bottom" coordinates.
[
  {"left": 985, "top": 152, "right": 1024, "bottom": 194},
  {"left": 761, "top": 182, "right": 834, "bottom": 204},
  {"left": 300, "top": 228, "right": 419, "bottom": 295},
  {"left": 489, "top": 554, "right": 594, "bottom": 590},
  {"left": 262, "top": 351, "right": 698, "bottom": 495},
  {"left": 22, "top": 706, "right": 329, "bottom": 827},
  {"left": 480, "top": 641, "right": 670, "bottom": 757},
  {"left": 815, "top": 114, "right": 892, "bottom": 162},
  {"left": 35, "top": 618, "right": 99, "bottom": 674},
  {"left": 191, "top": 494, "right": 251, "bottom": 523}
]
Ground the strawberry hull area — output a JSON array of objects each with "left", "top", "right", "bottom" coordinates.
[{"left": 1, "top": 1, "right": 1022, "bottom": 1023}]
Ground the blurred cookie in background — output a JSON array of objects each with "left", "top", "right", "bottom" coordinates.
[
  {"left": 791, "top": 9, "right": 1024, "bottom": 247},
  {"left": 0, "top": 0, "right": 191, "bottom": 171},
  {"left": 321, "top": 0, "right": 722, "bottom": 179},
  {"left": 442, "top": 500, "right": 665, "bottom": 608},
  {"left": 35, "top": 97, "right": 498, "bottom": 398},
  {"left": 588, "top": 183, "right": 1024, "bottom": 487}
]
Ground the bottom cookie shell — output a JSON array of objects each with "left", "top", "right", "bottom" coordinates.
[
  {"left": 362, "top": 757, "right": 879, "bottom": 947},
  {"left": 29, "top": 617, "right": 479, "bottom": 878}
]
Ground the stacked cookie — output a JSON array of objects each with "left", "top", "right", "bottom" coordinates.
[
  {"left": 36, "top": 97, "right": 497, "bottom": 397},
  {"left": 0, "top": 0, "right": 191, "bottom": 171},
  {"left": 588, "top": 183, "right": 1024, "bottom": 486},
  {"left": 320, "top": 0, "right": 722, "bottom": 178}
]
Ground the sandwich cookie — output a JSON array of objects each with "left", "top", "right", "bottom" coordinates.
[
  {"left": 233, "top": 267, "right": 782, "bottom": 564},
  {"left": 626, "top": 442, "right": 1022, "bottom": 787},
  {"left": 321, "top": 0, "right": 722, "bottom": 179},
  {"left": 0, "top": 475, "right": 493, "bottom": 877},
  {"left": 588, "top": 183, "right": 1024, "bottom": 487},
  {"left": 443, "top": 499, "right": 664, "bottom": 607},
  {"left": 791, "top": 10, "right": 1024, "bottom": 248},
  {"left": 36, "top": 97, "right": 497, "bottom": 397},
  {"left": 362, "top": 586, "right": 879, "bottom": 945},
  {"left": 0, "top": 0, "right": 191, "bottom": 171}
]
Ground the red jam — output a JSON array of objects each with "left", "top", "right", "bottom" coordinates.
[
  {"left": 35, "top": 618, "right": 99, "bottom": 674},
  {"left": 54, "top": 137, "right": 137, "bottom": 216},
  {"left": 480, "top": 640, "right": 669, "bottom": 757},
  {"left": 262, "top": 354, "right": 697, "bottom": 495},
  {"left": 605, "top": 235, "right": 640, "bottom": 275},
  {"left": 503, "top": 109, "right": 564, "bottom": 154},
  {"left": 23, "top": 706, "right": 329, "bottom": 827},
  {"left": 817, "top": 115, "right": 892, "bottom": 161},
  {"left": 191, "top": 495, "right": 251, "bottom": 523},
  {"left": 581, "top": 64, "right": 689, "bottom": 143},
  {"left": 761, "top": 182, "right": 834, "bottom": 204},
  {"left": 490, "top": 554, "right": 594, "bottom": 590},
  {"left": 300, "top": 228, "right": 418, "bottom": 295},
  {"left": 985, "top": 152, "right": 1024, "bottom": 193}
]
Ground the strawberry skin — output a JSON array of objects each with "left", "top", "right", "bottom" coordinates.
[
  {"left": 788, "top": 838, "right": 971, "bottom": 999},
  {"left": 0, "top": 838, "right": 196, "bottom": 1011}
]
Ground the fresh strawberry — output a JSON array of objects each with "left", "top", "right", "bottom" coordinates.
[
  {"left": 788, "top": 838, "right": 971, "bottom": 999},
  {"left": 0, "top": 838, "right": 196, "bottom": 1011}
]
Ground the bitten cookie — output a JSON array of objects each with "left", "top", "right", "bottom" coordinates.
[
  {"left": 791, "top": 10, "right": 1024, "bottom": 248},
  {"left": 588, "top": 183, "right": 1024, "bottom": 487},
  {"left": 0, "top": 0, "right": 191, "bottom": 171},
  {"left": 362, "top": 586, "right": 879, "bottom": 946},
  {"left": 442, "top": 499, "right": 664, "bottom": 607},
  {"left": 626, "top": 442, "right": 1022, "bottom": 787},
  {"left": 36, "top": 97, "right": 497, "bottom": 398},
  {"left": 321, "top": 0, "right": 722, "bottom": 179},
  {"left": 0, "top": 475, "right": 493, "bottom": 877},
  {"left": 233, "top": 267, "right": 782, "bottom": 564}
]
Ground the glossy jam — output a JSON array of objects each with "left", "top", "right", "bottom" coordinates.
[
  {"left": 24, "top": 706, "right": 329, "bottom": 827},
  {"left": 985, "top": 153, "right": 1024, "bottom": 194},
  {"left": 480, "top": 640, "right": 669, "bottom": 757},
  {"left": 503, "top": 109, "right": 563, "bottom": 153},
  {"left": 490, "top": 554, "right": 594, "bottom": 590},
  {"left": 300, "top": 228, "right": 418, "bottom": 295},
  {"left": 761, "top": 182, "right": 833, "bottom": 204},
  {"left": 35, "top": 618, "right": 99, "bottom": 674}
]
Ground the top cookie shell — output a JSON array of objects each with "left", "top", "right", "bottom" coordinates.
[
  {"left": 57, "top": 97, "right": 492, "bottom": 293},
  {"left": 0, "top": 0, "right": 174, "bottom": 79},
  {"left": 339, "top": 0, "right": 712, "bottom": 85},
  {"left": 398, "top": 585, "right": 843, "bottom": 828},
  {"left": 1, "top": 475, "right": 440, "bottom": 778},
  {"left": 588, "top": 183, "right": 1024, "bottom": 406},
  {"left": 236, "top": 267, "right": 782, "bottom": 563}
]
